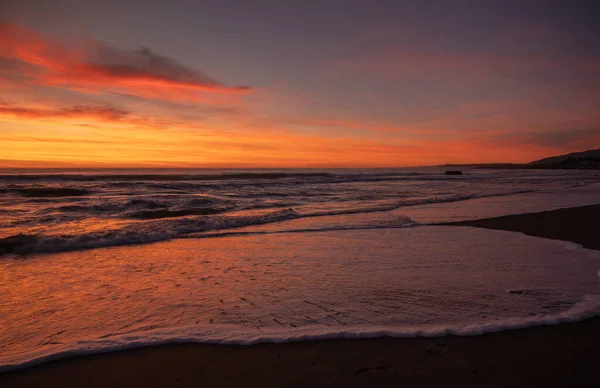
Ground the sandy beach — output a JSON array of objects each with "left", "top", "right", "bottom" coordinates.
[
  {"left": 444, "top": 204, "right": 600, "bottom": 250},
  {"left": 1, "top": 204, "right": 599, "bottom": 388}
]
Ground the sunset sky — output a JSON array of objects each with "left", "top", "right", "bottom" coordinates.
[{"left": 1, "top": 0, "right": 599, "bottom": 167}]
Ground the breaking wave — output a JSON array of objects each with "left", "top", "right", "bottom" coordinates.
[
  {"left": 0, "top": 209, "right": 300, "bottom": 256},
  {"left": 0, "top": 209, "right": 418, "bottom": 256},
  {"left": 2, "top": 293, "right": 600, "bottom": 373}
]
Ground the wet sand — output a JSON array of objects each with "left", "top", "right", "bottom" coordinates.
[
  {"left": 443, "top": 203, "right": 600, "bottom": 250},
  {"left": 2, "top": 204, "right": 599, "bottom": 388}
]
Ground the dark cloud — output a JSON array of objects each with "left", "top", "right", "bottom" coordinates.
[{"left": 87, "top": 44, "right": 231, "bottom": 88}]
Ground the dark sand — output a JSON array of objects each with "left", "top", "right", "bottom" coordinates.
[
  {"left": 2, "top": 205, "right": 599, "bottom": 388},
  {"left": 443, "top": 203, "right": 600, "bottom": 250}
]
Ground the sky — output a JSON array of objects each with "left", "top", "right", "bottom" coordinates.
[{"left": 1, "top": 0, "right": 599, "bottom": 167}]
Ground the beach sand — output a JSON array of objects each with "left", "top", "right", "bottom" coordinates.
[
  {"left": 2, "top": 205, "right": 599, "bottom": 388},
  {"left": 444, "top": 203, "right": 600, "bottom": 250}
]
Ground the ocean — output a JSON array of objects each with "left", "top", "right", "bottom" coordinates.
[
  {"left": 2, "top": 167, "right": 599, "bottom": 255},
  {"left": 1, "top": 168, "right": 600, "bottom": 371}
]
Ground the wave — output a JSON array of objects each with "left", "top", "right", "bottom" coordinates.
[
  {"left": 0, "top": 172, "right": 334, "bottom": 182},
  {"left": 185, "top": 214, "right": 417, "bottom": 239},
  {"left": 0, "top": 211, "right": 416, "bottom": 256},
  {"left": 0, "top": 188, "right": 536, "bottom": 256},
  {"left": 0, "top": 208, "right": 302, "bottom": 256},
  {"left": 127, "top": 207, "right": 227, "bottom": 220},
  {"left": 297, "top": 190, "right": 536, "bottom": 218},
  {"left": 21, "top": 188, "right": 531, "bottom": 223},
  {"left": 1, "top": 187, "right": 91, "bottom": 197},
  {"left": 47, "top": 196, "right": 233, "bottom": 220},
  {"left": 2, "top": 293, "right": 599, "bottom": 373}
]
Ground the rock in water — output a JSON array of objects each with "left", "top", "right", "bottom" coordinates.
[{"left": 445, "top": 170, "right": 463, "bottom": 175}]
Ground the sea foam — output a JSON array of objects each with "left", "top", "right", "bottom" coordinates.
[
  {"left": 1, "top": 226, "right": 599, "bottom": 372},
  {"left": 2, "top": 293, "right": 600, "bottom": 373}
]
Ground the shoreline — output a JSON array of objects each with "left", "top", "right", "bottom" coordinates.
[
  {"left": 441, "top": 203, "right": 600, "bottom": 250},
  {"left": 2, "top": 204, "right": 600, "bottom": 387}
]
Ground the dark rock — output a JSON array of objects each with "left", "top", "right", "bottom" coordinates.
[{"left": 445, "top": 170, "right": 463, "bottom": 175}]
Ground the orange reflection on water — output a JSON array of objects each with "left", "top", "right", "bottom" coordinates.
[{"left": 2, "top": 227, "right": 600, "bottom": 369}]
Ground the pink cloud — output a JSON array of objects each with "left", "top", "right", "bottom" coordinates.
[{"left": 0, "top": 24, "right": 251, "bottom": 103}]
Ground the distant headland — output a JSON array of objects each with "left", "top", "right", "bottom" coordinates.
[{"left": 442, "top": 149, "right": 600, "bottom": 170}]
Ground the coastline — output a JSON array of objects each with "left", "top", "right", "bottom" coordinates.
[
  {"left": 442, "top": 203, "right": 600, "bottom": 250},
  {"left": 2, "top": 204, "right": 600, "bottom": 387}
]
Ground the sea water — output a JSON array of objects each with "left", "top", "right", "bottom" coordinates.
[{"left": 1, "top": 168, "right": 600, "bottom": 371}]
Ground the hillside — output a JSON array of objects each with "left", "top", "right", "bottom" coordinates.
[
  {"left": 529, "top": 149, "right": 600, "bottom": 166},
  {"left": 447, "top": 149, "right": 600, "bottom": 170}
]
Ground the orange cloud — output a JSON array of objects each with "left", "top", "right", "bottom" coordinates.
[
  {"left": 0, "top": 24, "right": 251, "bottom": 103},
  {"left": 0, "top": 101, "right": 209, "bottom": 132},
  {"left": 0, "top": 103, "right": 128, "bottom": 122}
]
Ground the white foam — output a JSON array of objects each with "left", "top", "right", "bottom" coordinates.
[
  {"left": 2, "top": 208, "right": 302, "bottom": 255},
  {"left": 4, "top": 208, "right": 420, "bottom": 256},
  {"left": 1, "top": 226, "right": 599, "bottom": 372},
  {"left": 2, "top": 293, "right": 600, "bottom": 373}
]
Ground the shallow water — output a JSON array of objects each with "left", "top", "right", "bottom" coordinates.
[{"left": 1, "top": 226, "right": 599, "bottom": 371}]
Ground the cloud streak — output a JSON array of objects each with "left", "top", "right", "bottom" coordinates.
[
  {"left": 0, "top": 24, "right": 251, "bottom": 103},
  {"left": 0, "top": 103, "right": 129, "bottom": 121},
  {"left": 0, "top": 101, "right": 208, "bottom": 131}
]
